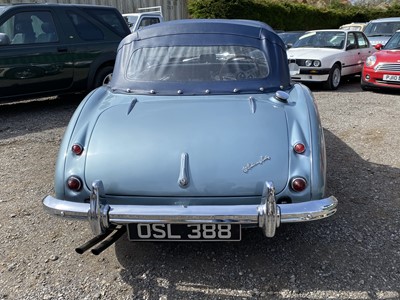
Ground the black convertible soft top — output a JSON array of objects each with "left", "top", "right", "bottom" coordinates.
[
  {"left": 111, "top": 19, "right": 291, "bottom": 95},
  {"left": 132, "top": 19, "right": 276, "bottom": 41}
]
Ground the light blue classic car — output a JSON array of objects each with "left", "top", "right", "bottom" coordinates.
[{"left": 43, "top": 19, "right": 338, "bottom": 255}]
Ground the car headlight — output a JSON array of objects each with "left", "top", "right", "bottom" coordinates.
[
  {"left": 313, "top": 60, "right": 321, "bottom": 67},
  {"left": 365, "top": 55, "right": 377, "bottom": 67},
  {"left": 305, "top": 60, "right": 321, "bottom": 67}
]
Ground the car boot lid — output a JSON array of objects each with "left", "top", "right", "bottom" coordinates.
[{"left": 84, "top": 96, "right": 290, "bottom": 197}]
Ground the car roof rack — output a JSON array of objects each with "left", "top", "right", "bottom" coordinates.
[{"left": 137, "top": 6, "right": 163, "bottom": 16}]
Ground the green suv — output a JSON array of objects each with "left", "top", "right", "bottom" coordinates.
[{"left": 0, "top": 4, "right": 130, "bottom": 101}]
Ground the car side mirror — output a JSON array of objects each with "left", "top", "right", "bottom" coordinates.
[
  {"left": 0, "top": 33, "right": 10, "bottom": 46},
  {"left": 375, "top": 43, "right": 383, "bottom": 50},
  {"left": 286, "top": 43, "right": 293, "bottom": 49}
]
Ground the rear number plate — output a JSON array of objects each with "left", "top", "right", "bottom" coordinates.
[
  {"left": 383, "top": 74, "right": 400, "bottom": 82},
  {"left": 127, "top": 223, "right": 241, "bottom": 241}
]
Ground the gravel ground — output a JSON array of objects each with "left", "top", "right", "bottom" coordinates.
[{"left": 0, "top": 82, "right": 399, "bottom": 300}]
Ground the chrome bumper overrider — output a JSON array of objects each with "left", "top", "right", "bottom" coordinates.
[{"left": 43, "top": 180, "right": 338, "bottom": 238}]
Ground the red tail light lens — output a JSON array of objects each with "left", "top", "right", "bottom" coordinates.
[
  {"left": 71, "top": 143, "right": 83, "bottom": 155},
  {"left": 293, "top": 143, "right": 305, "bottom": 154},
  {"left": 290, "top": 177, "right": 307, "bottom": 192},
  {"left": 67, "top": 176, "right": 82, "bottom": 191}
]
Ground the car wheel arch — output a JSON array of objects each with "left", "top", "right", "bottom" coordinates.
[
  {"left": 93, "top": 64, "right": 114, "bottom": 88},
  {"left": 87, "top": 61, "right": 115, "bottom": 91},
  {"left": 86, "top": 51, "right": 117, "bottom": 90},
  {"left": 323, "top": 62, "right": 342, "bottom": 90}
]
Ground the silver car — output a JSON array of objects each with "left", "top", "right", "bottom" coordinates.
[{"left": 364, "top": 17, "right": 400, "bottom": 46}]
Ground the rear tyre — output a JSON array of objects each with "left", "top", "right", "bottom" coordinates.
[
  {"left": 93, "top": 66, "right": 113, "bottom": 89},
  {"left": 323, "top": 64, "right": 341, "bottom": 90}
]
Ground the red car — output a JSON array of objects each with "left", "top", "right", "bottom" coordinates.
[{"left": 361, "top": 30, "right": 400, "bottom": 91}]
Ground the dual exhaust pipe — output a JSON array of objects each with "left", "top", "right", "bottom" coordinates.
[{"left": 75, "top": 225, "right": 126, "bottom": 255}]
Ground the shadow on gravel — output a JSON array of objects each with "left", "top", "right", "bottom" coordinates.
[
  {"left": 114, "top": 129, "right": 400, "bottom": 299},
  {"left": 303, "top": 79, "right": 363, "bottom": 93},
  {"left": 304, "top": 79, "right": 400, "bottom": 95},
  {"left": 0, "top": 95, "right": 82, "bottom": 140},
  {"left": 362, "top": 88, "right": 400, "bottom": 96}
]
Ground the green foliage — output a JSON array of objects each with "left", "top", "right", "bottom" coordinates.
[
  {"left": 187, "top": 0, "right": 400, "bottom": 30},
  {"left": 187, "top": 0, "right": 254, "bottom": 19}
]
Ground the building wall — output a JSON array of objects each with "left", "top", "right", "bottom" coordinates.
[{"left": 1, "top": 0, "right": 189, "bottom": 21}]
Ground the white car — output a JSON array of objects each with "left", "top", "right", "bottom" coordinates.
[
  {"left": 287, "top": 30, "right": 375, "bottom": 89},
  {"left": 123, "top": 6, "right": 163, "bottom": 32},
  {"left": 339, "top": 22, "right": 367, "bottom": 31}
]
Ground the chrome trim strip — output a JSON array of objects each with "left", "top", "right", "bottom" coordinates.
[
  {"left": 43, "top": 181, "right": 338, "bottom": 237},
  {"left": 375, "top": 62, "right": 400, "bottom": 72},
  {"left": 249, "top": 96, "right": 256, "bottom": 114},
  {"left": 178, "top": 152, "right": 189, "bottom": 188}
]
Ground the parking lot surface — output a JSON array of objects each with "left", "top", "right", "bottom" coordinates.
[{"left": 0, "top": 82, "right": 399, "bottom": 299}]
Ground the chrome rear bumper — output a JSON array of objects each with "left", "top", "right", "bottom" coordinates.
[{"left": 43, "top": 180, "right": 338, "bottom": 238}]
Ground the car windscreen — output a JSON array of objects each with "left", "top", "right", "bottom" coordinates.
[
  {"left": 278, "top": 32, "right": 305, "bottom": 45},
  {"left": 126, "top": 45, "right": 269, "bottom": 82},
  {"left": 292, "top": 31, "right": 345, "bottom": 49},
  {"left": 124, "top": 15, "right": 138, "bottom": 31},
  {"left": 383, "top": 32, "right": 400, "bottom": 50},
  {"left": 364, "top": 21, "right": 400, "bottom": 37}
]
